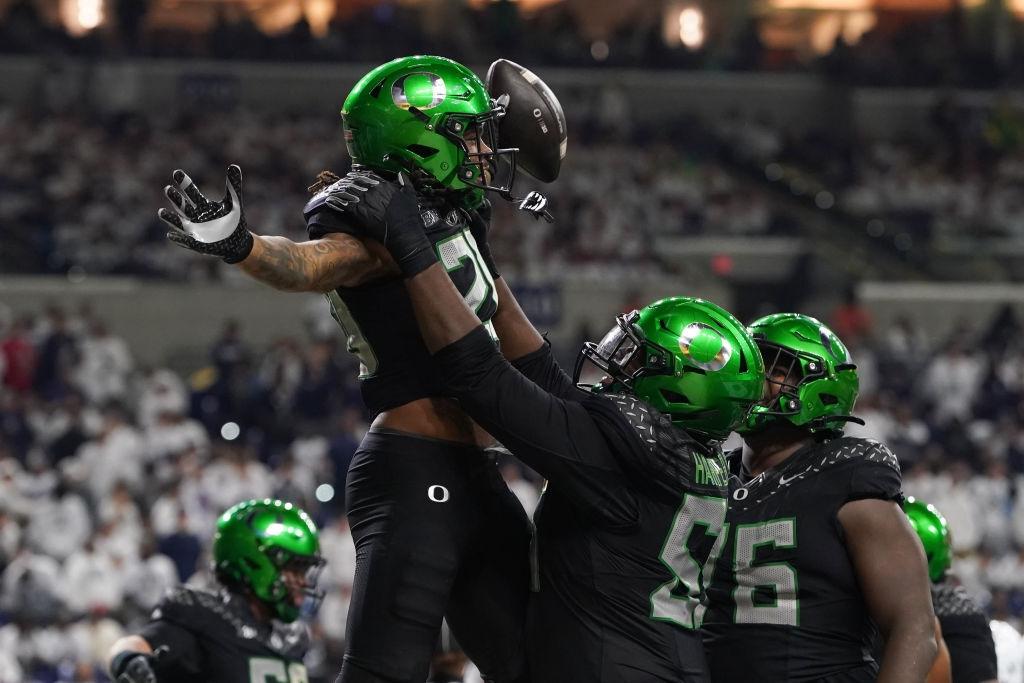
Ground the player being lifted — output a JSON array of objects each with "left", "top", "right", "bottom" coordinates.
[
  {"left": 701, "top": 313, "right": 938, "bottom": 682},
  {"left": 158, "top": 55, "right": 567, "bottom": 683},
  {"left": 319, "top": 170, "right": 766, "bottom": 681},
  {"left": 904, "top": 497, "right": 999, "bottom": 683},
  {"left": 107, "top": 499, "right": 323, "bottom": 683}
]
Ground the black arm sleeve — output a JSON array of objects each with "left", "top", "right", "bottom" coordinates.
[
  {"left": 436, "top": 326, "right": 639, "bottom": 526},
  {"left": 510, "top": 338, "right": 580, "bottom": 401},
  {"left": 138, "top": 620, "right": 203, "bottom": 678},
  {"left": 943, "top": 614, "right": 999, "bottom": 683}
]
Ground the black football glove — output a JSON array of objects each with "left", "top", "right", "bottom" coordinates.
[
  {"left": 111, "top": 652, "right": 157, "bottom": 683},
  {"left": 466, "top": 199, "right": 499, "bottom": 280},
  {"left": 159, "top": 164, "right": 254, "bottom": 263},
  {"left": 323, "top": 171, "right": 436, "bottom": 278}
]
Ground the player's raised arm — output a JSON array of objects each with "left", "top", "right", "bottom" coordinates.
[
  {"left": 839, "top": 497, "right": 939, "bottom": 682},
  {"left": 159, "top": 164, "right": 394, "bottom": 292}
]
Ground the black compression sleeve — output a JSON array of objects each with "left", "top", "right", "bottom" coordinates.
[
  {"left": 510, "top": 338, "right": 579, "bottom": 400},
  {"left": 435, "top": 327, "right": 639, "bottom": 525}
]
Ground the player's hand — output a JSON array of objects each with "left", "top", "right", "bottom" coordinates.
[
  {"left": 466, "top": 199, "right": 499, "bottom": 279},
  {"left": 323, "top": 171, "right": 437, "bottom": 278},
  {"left": 159, "top": 164, "right": 254, "bottom": 263},
  {"left": 114, "top": 653, "right": 157, "bottom": 683}
]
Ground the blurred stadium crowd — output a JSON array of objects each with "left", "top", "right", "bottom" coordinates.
[
  {"left": 0, "top": 100, "right": 786, "bottom": 281},
  {"left": 1, "top": 292, "right": 1024, "bottom": 680},
  {"left": 2, "top": 0, "right": 1024, "bottom": 87},
  {"left": 0, "top": 302, "right": 543, "bottom": 683},
  {"left": 5, "top": 88, "right": 1024, "bottom": 281}
]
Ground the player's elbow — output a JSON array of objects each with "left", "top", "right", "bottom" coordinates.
[{"left": 108, "top": 634, "right": 153, "bottom": 663}]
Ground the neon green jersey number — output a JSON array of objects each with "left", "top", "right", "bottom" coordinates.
[
  {"left": 650, "top": 493, "right": 728, "bottom": 629},
  {"left": 249, "top": 658, "right": 308, "bottom": 683}
]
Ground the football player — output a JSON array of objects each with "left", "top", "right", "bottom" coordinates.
[
  {"left": 701, "top": 313, "right": 939, "bottom": 681},
  {"left": 320, "top": 170, "right": 766, "bottom": 681},
  {"left": 904, "top": 497, "right": 999, "bottom": 683},
  {"left": 158, "top": 55, "right": 565, "bottom": 683},
  {"left": 107, "top": 499, "right": 324, "bottom": 683}
]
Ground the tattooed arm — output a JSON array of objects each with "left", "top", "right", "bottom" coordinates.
[{"left": 238, "top": 232, "right": 398, "bottom": 293}]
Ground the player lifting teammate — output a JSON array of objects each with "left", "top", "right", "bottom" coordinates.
[
  {"left": 107, "top": 499, "right": 323, "bottom": 683},
  {"left": 319, "top": 167, "right": 766, "bottom": 681},
  {"left": 158, "top": 55, "right": 567, "bottom": 683},
  {"left": 701, "top": 313, "right": 938, "bottom": 682}
]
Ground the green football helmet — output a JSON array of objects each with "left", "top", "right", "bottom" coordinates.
[
  {"left": 342, "top": 55, "right": 517, "bottom": 206},
  {"left": 903, "top": 496, "right": 951, "bottom": 583},
  {"left": 740, "top": 313, "right": 862, "bottom": 436},
  {"left": 576, "top": 297, "right": 765, "bottom": 440},
  {"left": 212, "top": 499, "right": 325, "bottom": 623}
]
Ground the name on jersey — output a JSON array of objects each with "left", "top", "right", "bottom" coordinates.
[{"left": 693, "top": 452, "right": 728, "bottom": 487}]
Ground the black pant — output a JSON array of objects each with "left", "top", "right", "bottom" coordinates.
[{"left": 338, "top": 429, "right": 532, "bottom": 683}]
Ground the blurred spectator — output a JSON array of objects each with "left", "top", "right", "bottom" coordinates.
[
  {"left": 1, "top": 315, "right": 36, "bottom": 394},
  {"left": 831, "top": 286, "right": 874, "bottom": 347}
]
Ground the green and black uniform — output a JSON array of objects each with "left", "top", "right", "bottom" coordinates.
[
  {"left": 140, "top": 586, "right": 308, "bottom": 683},
  {"left": 305, "top": 187, "right": 531, "bottom": 683},
  {"left": 435, "top": 329, "right": 730, "bottom": 682},
  {"left": 702, "top": 437, "right": 902, "bottom": 682}
]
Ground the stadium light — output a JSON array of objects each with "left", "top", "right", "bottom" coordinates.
[
  {"left": 315, "top": 484, "right": 335, "bottom": 503},
  {"left": 61, "top": 0, "right": 104, "bottom": 35},
  {"left": 678, "top": 7, "right": 705, "bottom": 50},
  {"left": 221, "top": 421, "right": 241, "bottom": 441}
]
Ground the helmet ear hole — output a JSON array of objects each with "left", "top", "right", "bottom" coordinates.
[
  {"left": 819, "top": 393, "right": 839, "bottom": 406},
  {"left": 407, "top": 144, "right": 439, "bottom": 158},
  {"left": 660, "top": 389, "right": 690, "bottom": 404}
]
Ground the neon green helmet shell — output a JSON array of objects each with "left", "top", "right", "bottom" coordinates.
[
  {"left": 903, "top": 497, "right": 952, "bottom": 583},
  {"left": 577, "top": 297, "right": 765, "bottom": 440},
  {"left": 342, "top": 55, "right": 516, "bottom": 205},
  {"left": 212, "top": 499, "right": 324, "bottom": 622},
  {"left": 741, "top": 313, "right": 860, "bottom": 435}
]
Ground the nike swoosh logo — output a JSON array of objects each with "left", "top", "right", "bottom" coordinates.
[{"left": 779, "top": 468, "right": 810, "bottom": 485}]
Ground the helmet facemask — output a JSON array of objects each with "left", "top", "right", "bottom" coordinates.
[
  {"left": 439, "top": 95, "right": 518, "bottom": 198},
  {"left": 756, "top": 340, "right": 826, "bottom": 417},
  {"left": 574, "top": 311, "right": 672, "bottom": 389},
  {"left": 264, "top": 548, "right": 327, "bottom": 623},
  {"left": 387, "top": 97, "right": 519, "bottom": 203}
]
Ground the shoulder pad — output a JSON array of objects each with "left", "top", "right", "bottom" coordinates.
[
  {"left": 303, "top": 179, "right": 345, "bottom": 221},
  {"left": 814, "top": 437, "right": 900, "bottom": 473},
  {"left": 932, "top": 583, "right": 986, "bottom": 618},
  {"left": 270, "top": 621, "right": 311, "bottom": 660},
  {"left": 598, "top": 393, "right": 726, "bottom": 498},
  {"left": 152, "top": 586, "right": 269, "bottom": 644}
]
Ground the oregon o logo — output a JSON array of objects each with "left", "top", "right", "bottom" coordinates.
[
  {"left": 392, "top": 73, "right": 447, "bottom": 111},
  {"left": 678, "top": 322, "right": 733, "bottom": 372},
  {"left": 428, "top": 485, "right": 450, "bottom": 503},
  {"left": 733, "top": 487, "right": 749, "bottom": 501}
]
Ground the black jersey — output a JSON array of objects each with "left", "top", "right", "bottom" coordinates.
[
  {"left": 139, "top": 586, "right": 309, "bottom": 683},
  {"left": 932, "top": 582, "right": 998, "bottom": 683},
  {"left": 702, "top": 437, "right": 903, "bottom": 683},
  {"left": 436, "top": 329, "right": 730, "bottom": 682},
  {"left": 305, "top": 184, "right": 497, "bottom": 417}
]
